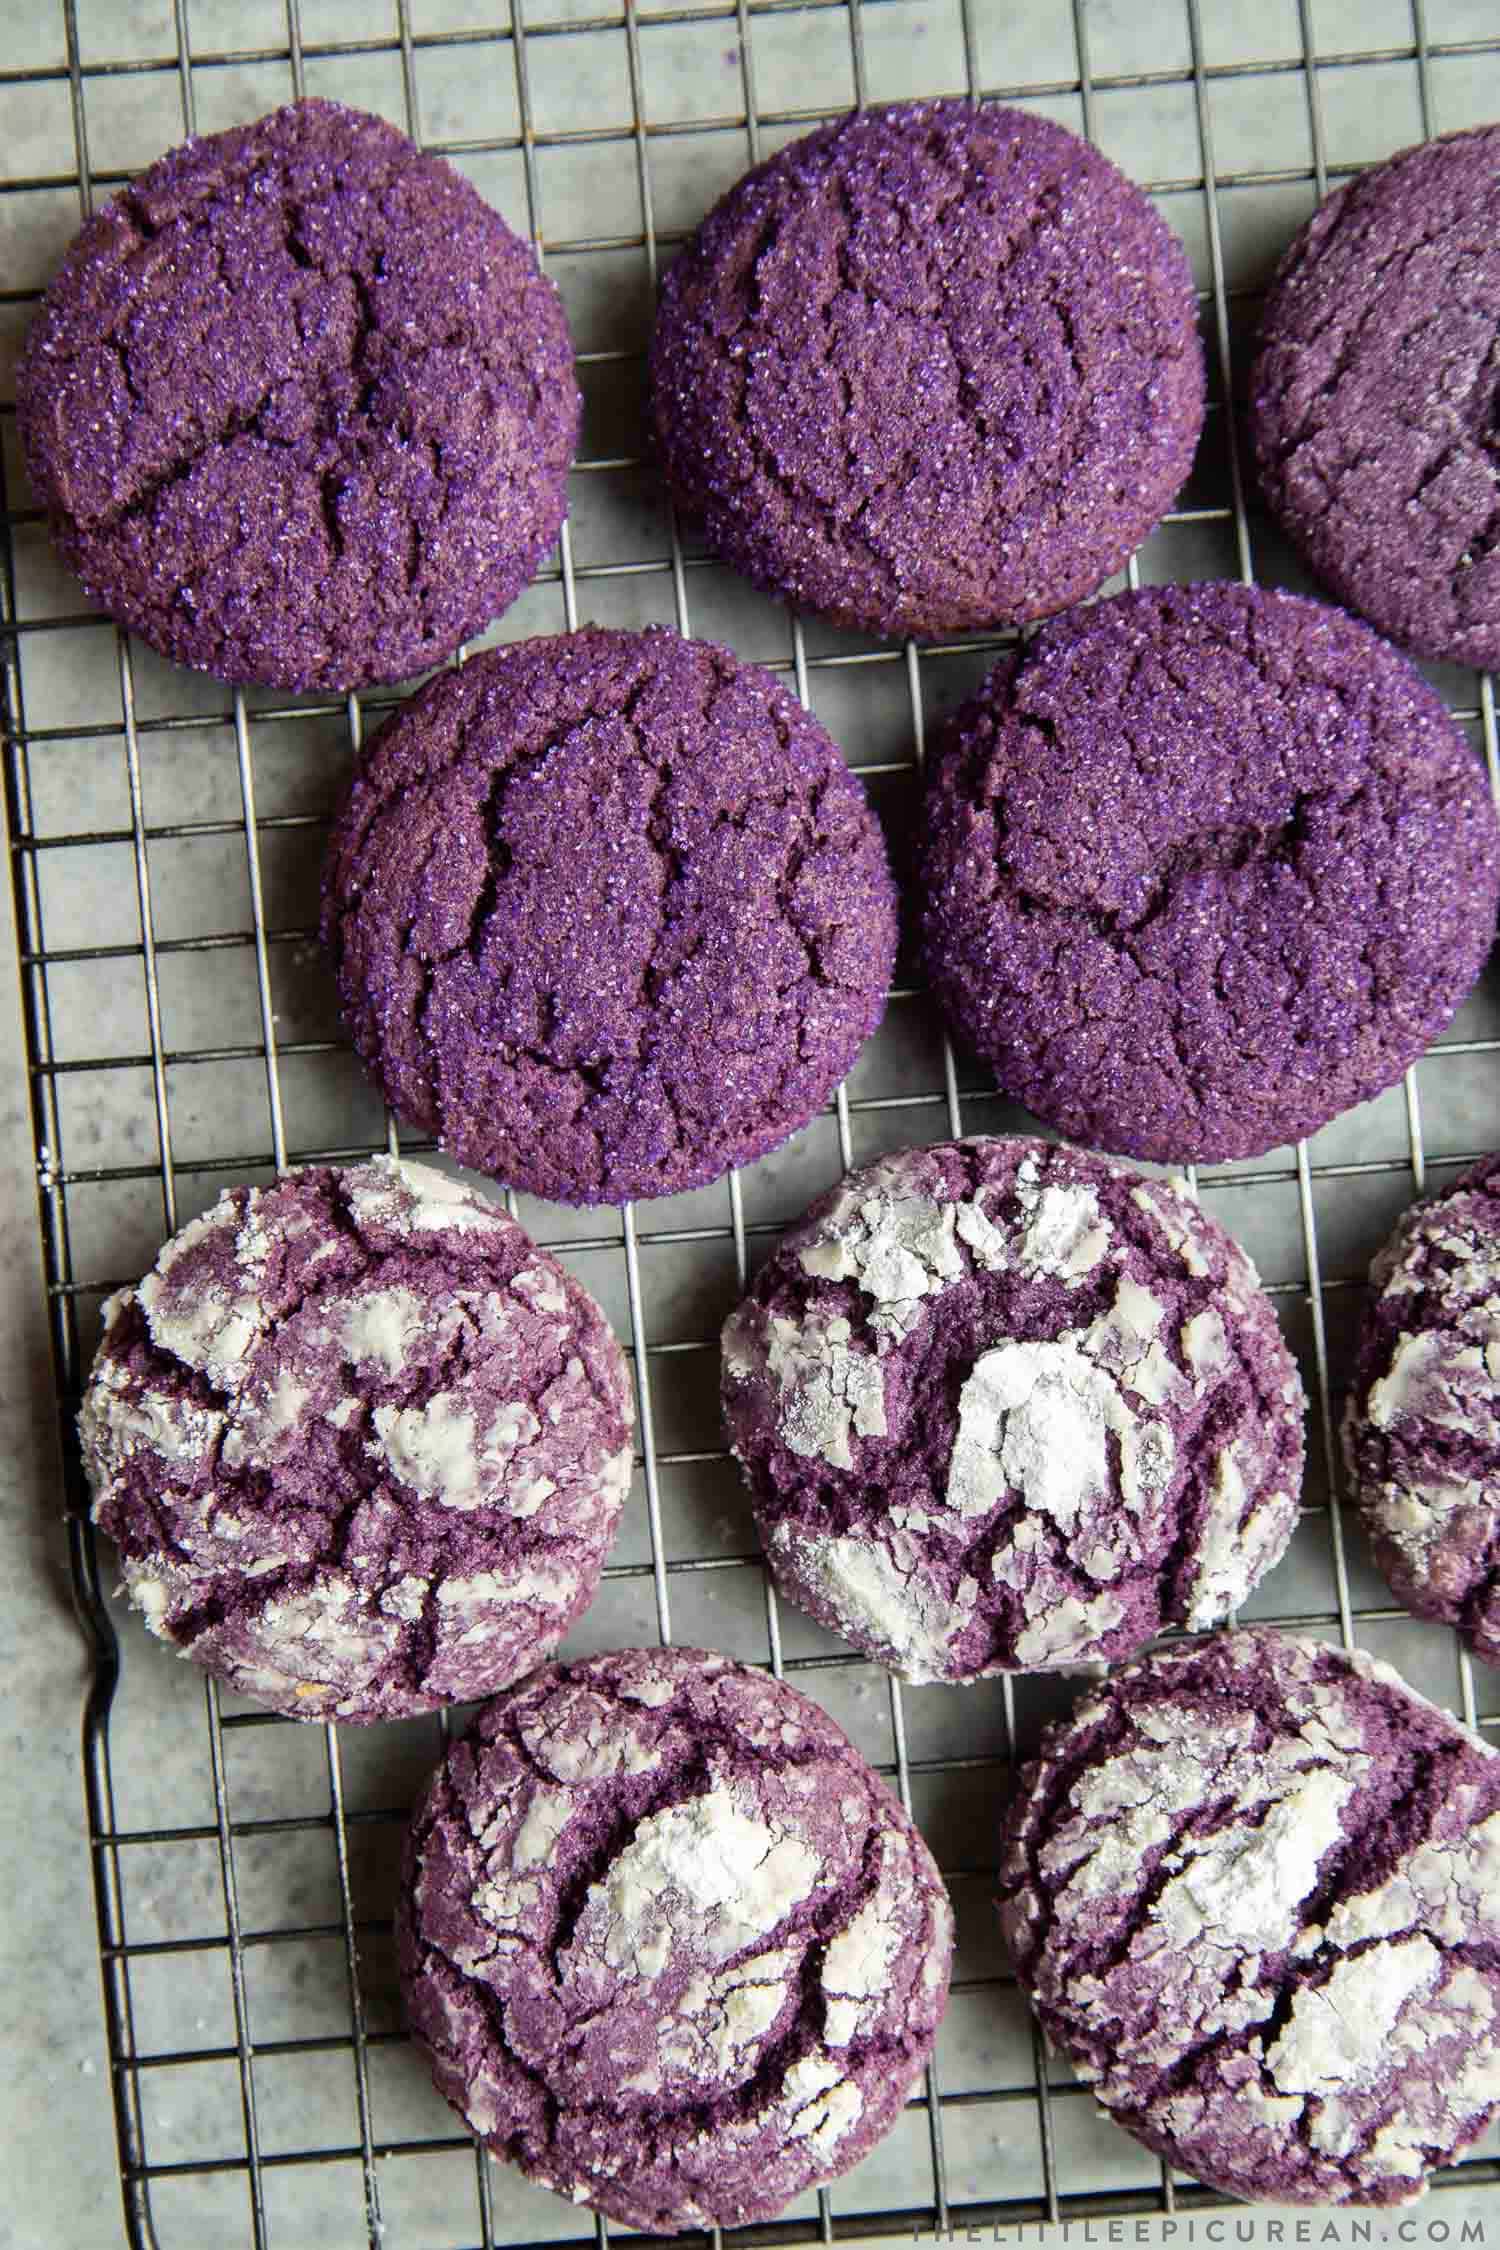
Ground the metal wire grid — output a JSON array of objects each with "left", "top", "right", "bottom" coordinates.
[{"left": 4, "top": 0, "right": 1500, "bottom": 2243}]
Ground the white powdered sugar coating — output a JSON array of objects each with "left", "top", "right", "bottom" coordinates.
[
  {"left": 948, "top": 1342, "right": 1118, "bottom": 1527},
  {"left": 369, "top": 1392, "right": 545, "bottom": 1512},
  {"left": 137, "top": 1199, "right": 269, "bottom": 1385},
  {"left": 654, "top": 1948, "right": 798, "bottom": 2084},
  {"left": 1344, "top": 1159, "right": 1500, "bottom": 1664},
  {"left": 758, "top": 1310, "right": 887, "bottom": 1471},
  {"left": 1012, "top": 1161, "right": 1113, "bottom": 1281},
  {"left": 584, "top": 1786, "right": 821, "bottom": 1980},
  {"left": 795, "top": 1156, "right": 1118, "bottom": 1338},
  {"left": 1267, "top": 1937, "right": 1441, "bottom": 2096},
  {"left": 726, "top": 1138, "right": 1304, "bottom": 1685},
  {"left": 1131, "top": 1184, "right": 1216, "bottom": 1278},
  {"left": 822, "top": 1831, "right": 910, "bottom": 2047},
  {"left": 345, "top": 1155, "right": 513, "bottom": 1237},
  {"left": 798, "top": 1188, "right": 966, "bottom": 1341},
  {"left": 80, "top": 1158, "right": 634, "bottom": 1720},
  {"left": 401, "top": 1651, "right": 953, "bottom": 2230},
  {"left": 945, "top": 1292, "right": 1179, "bottom": 1541},
  {"left": 80, "top": 1355, "right": 224, "bottom": 1469},
  {"left": 1368, "top": 1328, "right": 1500, "bottom": 1440},
  {"left": 1003, "top": 1630, "right": 1500, "bottom": 2207},
  {"left": 775, "top": 1523, "right": 979, "bottom": 1684},
  {"left": 1013, "top": 1589, "right": 1127, "bottom": 1667},
  {"left": 339, "top": 1285, "right": 432, "bottom": 1375},
  {"left": 1182, "top": 1445, "right": 1297, "bottom": 1627}
]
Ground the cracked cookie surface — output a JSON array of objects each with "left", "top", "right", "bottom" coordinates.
[
  {"left": 917, "top": 584, "right": 1500, "bottom": 1164},
  {"left": 722, "top": 1137, "right": 1304, "bottom": 1682},
  {"left": 1344, "top": 1153, "right": 1500, "bottom": 1666},
  {"left": 648, "top": 99, "right": 1204, "bottom": 640},
  {"left": 1252, "top": 125, "right": 1500, "bottom": 670},
  {"left": 398, "top": 1645, "right": 952, "bottom": 2232},
  {"left": 321, "top": 625, "right": 897, "bottom": 1205},
  {"left": 17, "top": 97, "right": 577, "bottom": 692},
  {"left": 999, "top": 1626, "right": 1500, "bottom": 2204},
  {"left": 79, "top": 1157, "right": 633, "bottom": 1720}
]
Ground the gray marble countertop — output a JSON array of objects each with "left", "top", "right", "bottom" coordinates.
[{"left": 0, "top": 863, "right": 121, "bottom": 2249}]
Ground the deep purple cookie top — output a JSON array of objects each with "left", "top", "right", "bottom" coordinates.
[
  {"left": 1000, "top": 1627, "right": 1500, "bottom": 2204},
  {"left": 648, "top": 99, "right": 1204, "bottom": 640},
  {"left": 723, "top": 1137, "right": 1304, "bottom": 1682},
  {"left": 1252, "top": 126, "right": 1500, "bottom": 671},
  {"left": 398, "top": 1646, "right": 952, "bottom": 2232},
  {"left": 917, "top": 584, "right": 1500, "bottom": 1164},
  {"left": 321, "top": 626, "right": 897, "bottom": 1206},
  {"left": 79, "top": 1158, "right": 633, "bottom": 1720},
  {"left": 17, "top": 98, "right": 577, "bottom": 692},
  {"left": 1344, "top": 1154, "right": 1500, "bottom": 1665}
]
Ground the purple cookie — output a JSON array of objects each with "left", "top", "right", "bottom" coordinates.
[
  {"left": 17, "top": 99, "right": 577, "bottom": 692},
  {"left": 322, "top": 625, "right": 897, "bottom": 1205},
  {"left": 78, "top": 1158, "right": 633, "bottom": 1720},
  {"left": 722, "top": 1137, "right": 1304, "bottom": 1682},
  {"left": 1344, "top": 1155, "right": 1500, "bottom": 1665},
  {"left": 918, "top": 584, "right": 1500, "bottom": 1164},
  {"left": 398, "top": 1646, "right": 952, "bottom": 2232},
  {"left": 648, "top": 100, "right": 1203, "bottom": 640},
  {"left": 1252, "top": 126, "right": 1500, "bottom": 671},
  {"left": 999, "top": 1626, "right": 1500, "bottom": 2204}
]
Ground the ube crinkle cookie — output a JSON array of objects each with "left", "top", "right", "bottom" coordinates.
[
  {"left": 322, "top": 625, "right": 897, "bottom": 1205},
  {"left": 79, "top": 1158, "right": 633, "bottom": 1720},
  {"left": 649, "top": 99, "right": 1203, "bottom": 640},
  {"left": 1344, "top": 1154, "right": 1500, "bottom": 1665},
  {"left": 17, "top": 98, "right": 578, "bottom": 692},
  {"left": 1253, "top": 125, "right": 1500, "bottom": 670},
  {"left": 722, "top": 1137, "right": 1304, "bottom": 1682},
  {"left": 1000, "top": 1626, "right": 1500, "bottom": 2203},
  {"left": 398, "top": 1645, "right": 953, "bottom": 2232},
  {"left": 918, "top": 583, "right": 1500, "bottom": 1164}
]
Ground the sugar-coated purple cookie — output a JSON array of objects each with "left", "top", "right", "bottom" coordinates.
[
  {"left": 17, "top": 99, "right": 577, "bottom": 692},
  {"left": 1252, "top": 126, "right": 1500, "bottom": 671},
  {"left": 79, "top": 1158, "right": 633, "bottom": 1720},
  {"left": 1344, "top": 1155, "right": 1500, "bottom": 1666},
  {"left": 722, "top": 1138, "right": 1304, "bottom": 1682},
  {"left": 917, "top": 584, "right": 1500, "bottom": 1164},
  {"left": 1000, "top": 1627, "right": 1500, "bottom": 2204},
  {"left": 398, "top": 1646, "right": 952, "bottom": 2232},
  {"left": 321, "top": 626, "right": 897, "bottom": 1205},
  {"left": 648, "top": 100, "right": 1203, "bottom": 640}
]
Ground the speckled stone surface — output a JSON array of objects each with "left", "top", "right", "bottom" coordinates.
[
  {"left": 398, "top": 1645, "right": 953, "bottom": 2232},
  {"left": 1252, "top": 126, "right": 1500, "bottom": 671},
  {"left": 17, "top": 98, "right": 578, "bottom": 692},
  {"left": 648, "top": 99, "right": 1204, "bottom": 640},
  {"left": 917, "top": 584, "right": 1500, "bottom": 1164},
  {"left": 722, "top": 1137, "right": 1304, "bottom": 1682},
  {"left": 79, "top": 1157, "right": 634, "bottom": 1720},
  {"left": 1344, "top": 1155, "right": 1500, "bottom": 1666},
  {"left": 999, "top": 1626, "right": 1500, "bottom": 2204},
  {"left": 322, "top": 625, "right": 897, "bottom": 1206}
]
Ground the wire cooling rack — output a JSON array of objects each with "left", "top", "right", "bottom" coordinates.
[{"left": 5, "top": 0, "right": 1500, "bottom": 2244}]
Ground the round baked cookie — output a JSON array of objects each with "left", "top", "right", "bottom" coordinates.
[
  {"left": 1252, "top": 126, "right": 1500, "bottom": 671},
  {"left": 78, "top": 1157, "right": 633, "bottom": 1720},
  {"left": 398, "top": 1645, "right": 952, "bottom": 2232},
  {"left": 1000, "top": 1625, "right": 1500, "bottom": 2204},
  {"left": 322, "top": 625, "right": 897, "bottom": 1205},
  {"left": 17, "top": 98, "right": 577, "bottom": 692},
  {"left": 1344, "top": 1154, "right": 1500, "bottom": 1665},
  {"left": 917, "top": 583, "right": 1500, "bottom": 1164},
  {"left": 722, "top": 1137, "right": 1304, "bottom": 1682},
  {"left": 648, "top": 99, "right": 1203, "bottom": 640}
]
